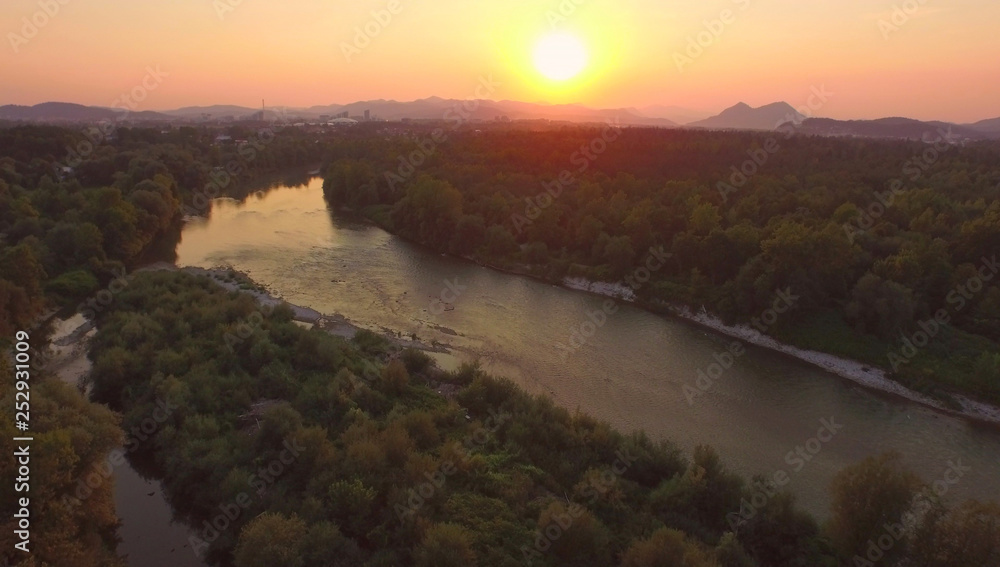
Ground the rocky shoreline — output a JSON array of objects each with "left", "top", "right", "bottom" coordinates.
[
  {"left": 562, "top": 276, "right": 1000, "bottom": 426},
  {"left": 130, "top": 262, "right": 1000, "bottom": 426}
]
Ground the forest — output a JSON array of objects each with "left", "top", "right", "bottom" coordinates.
[
  {"left": 0, "top": 123, "right": 325, "bottom": 337},
  {"left": 1, "top": 121, "right": 999, "bottom": 566},
  {"left": 322, "top": 124, "right": 1000, "bottom": 406},
  {"left": 0, "top": 122, "right": 324, "bottom": 566},
  {"left": 83, "top": 270, "right": 999, "bottom": 566}
]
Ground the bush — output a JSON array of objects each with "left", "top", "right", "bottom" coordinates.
[{"left": 45, "top": 269, "right": 99, "bottom": 299}]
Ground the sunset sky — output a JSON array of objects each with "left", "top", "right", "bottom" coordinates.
[{"left": 2, "top": 0, "right": 999, "bottom": 122}]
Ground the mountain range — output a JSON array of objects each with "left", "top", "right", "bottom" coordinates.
[
  {"left": 789, "top": 117, "right": 994, "bottom": 141},
  {"left": 1, "top": 99, "right": 998, "bottom": 140},
  {"left": 0, "top": 102, "right": 174, "bottom": 123},
  {"left": 687, "top": 102, "right": 805, "bottom": 131},
  {"left": 0, "top": 99, "right": 676, "bottom": 127}
]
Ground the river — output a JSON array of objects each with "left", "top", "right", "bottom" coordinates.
[
  {"left": 169, "top": 175, "right": 1000, "bottom": 521},
  {"left": 47, "top": 314, "right": 207, "bottom": 566}
]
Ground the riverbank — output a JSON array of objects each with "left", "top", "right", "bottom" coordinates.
[
  {"left": 348, "top": 209, "right": 1000, "bottom": 426},
  {"left": 140, "top": 263, "right": 451, "bottom": 354},
  {"left": 31, "top": 305, "right": 208, "bottom": 566},
  {"left": 562, "top": 276, "right": 1000, "bottom": 426}
]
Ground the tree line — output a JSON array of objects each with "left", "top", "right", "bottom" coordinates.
[
  {"left": 0, "top": 122, "right": 325, "bottom": 566},
  {"left": 322, "top": 124, "right": 1000, "bottom": 406},
  {"left": 84, "top": 270, "right": 999, "bottom": 566},
  {"left": 2, "top": 121, "right": 998, "bottom": 565}
]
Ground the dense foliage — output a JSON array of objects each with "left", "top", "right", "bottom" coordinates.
[
  {"left": 0, "top": 123, "right": 324, "bottom": 336},
  {"left": 86, "top": 271, "right": 836, "bottom": 566},
  {"left": 322, "top": 125, "right": 1000, "bottom": 405},
  {"left": 4, "top": 121, "right": 999, "bottom": 566},
  {"left": 0, "top": 122, "right": 324, "bottom": 566},
  {"left": 0, "top": 345, "right": 125, "bottom": 566},
  {"left": 86, "top": 271, "right": 999, "bottom": 566}
]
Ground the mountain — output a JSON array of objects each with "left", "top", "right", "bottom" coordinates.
[
  {"left": 636, "top": 104, "right": 713, "bottom": 124},
  {"left": 299, "top": 98, "right": 677, "bottom": 126},
  {"left": 0, "top": 102, "right": 173, "bottom": 122},
  {"left": 0, "top": 99, "right": 677, "bottom": 126},
  {"left": 791, "top": 117, "right": 995, "bottom": 141},
  {"left": 968, "top": 117, "right": 1000, "bottom": 133},
  {"left": 687, "top": 102, "right": 804, "bottom": 131},
  {"left": 6, "top": 99, "right": 995, "bottom": 134}
]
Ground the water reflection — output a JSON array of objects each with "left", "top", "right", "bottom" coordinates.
[{"left": 173, "top": 176, "right": 1000, "bottom": 520}]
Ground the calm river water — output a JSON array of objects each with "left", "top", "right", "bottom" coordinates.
[{"left": 166, "top": 175, "right": 999, "bottom": 522}]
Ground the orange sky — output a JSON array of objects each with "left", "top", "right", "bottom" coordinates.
[{"left": 2, "top": 0, "right": 999, "bottom": 122}]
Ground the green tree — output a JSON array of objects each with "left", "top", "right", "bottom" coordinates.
[
  {"left": 537, "top": 501, "right": 611, "bottom": 566},
  {"left": 233, "top": 513, "right": 307, "bottom": 567},
  {"left": 414, "top": 523, "right": 478, "bottom": 567},
  {"left": 382, "top": 359, "right": 410, "bottom": 395},
  {"left": 909, "top": 500, "right": 1000, "bottom": 566},
  {"left": 620, "top": 527, "right": 717, "bottom": 567},
  {"left": 846, "top": 273, "right": 917, "bottom": 340},
  {"left": 826, "top": 452, "right": 921, "bottom": 563},
  {"left": 484, "top": 224, "right": 518, "bottom": 257}
]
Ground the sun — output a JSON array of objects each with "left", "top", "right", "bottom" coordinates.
[{"left": 533, "top": 32, "right": 588, "bottom": 81}]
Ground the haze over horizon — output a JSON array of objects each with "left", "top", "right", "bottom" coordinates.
[{"left": 3, "top": 0, "right": 999, "bottom": 123}]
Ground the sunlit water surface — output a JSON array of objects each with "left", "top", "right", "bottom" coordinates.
[{"left": 171, "top": 176, "right": 1000, "bottom": 519}]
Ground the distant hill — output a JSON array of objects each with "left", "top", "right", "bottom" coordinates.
[
  {"left": 636, "top": 104, "right": 713, "bottom": 125},
  {"left": 687, "top": 102, "right": 804, "bottom": 131},
  {"left": 791, "top": 117, "right": 995, "bottom": 141},
  {"left": 968, "top": 117, "right": 1000, "bottom": 133},
  {"left": 0, "top": 99, "right": 676, "bottom": 127},
  {"left": 162, "top": 105, "right": 263, "bottom": 119},
  {"left": 301, "top": 97, "right": 677, "bottom": 126},
  {"left": 0, "top": 102, "right": 173, "bottom": 122},
  {"left": 3, "top": 100, "right": 997, "bottom": 135}
]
